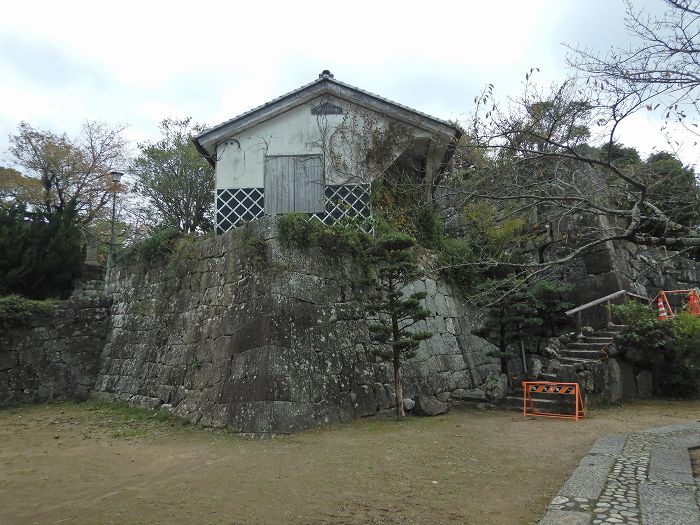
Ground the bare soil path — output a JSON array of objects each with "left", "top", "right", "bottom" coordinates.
[{"left": 1, "top": 399, "right": 699, "bottom": 525}]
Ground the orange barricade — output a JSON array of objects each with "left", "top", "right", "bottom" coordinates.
[
  {"left": 522, "top": 381, "right": 585, "bottom": 421},
  {"left": 656, "top": 289, "right": 700, "bottom": 318}
]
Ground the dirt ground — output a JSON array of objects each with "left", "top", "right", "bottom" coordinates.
[{"left": 1, "top": 400, "right": 699, "bottom": 525}]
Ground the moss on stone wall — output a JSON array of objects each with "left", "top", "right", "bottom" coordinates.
[{"left": 0, "top": 295, "right": 56, "bottom": 328}]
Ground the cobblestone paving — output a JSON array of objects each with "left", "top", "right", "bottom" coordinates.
[{"left": 540, "top": 423, "right": 700, "bottom": 525}]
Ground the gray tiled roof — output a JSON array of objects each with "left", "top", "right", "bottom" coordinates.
[{"left": 197, "top": 71, "right": 462, "bottom": 140}]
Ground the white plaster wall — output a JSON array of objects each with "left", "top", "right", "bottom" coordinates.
[{"left": 215, "top": 95, "right": 436, "bottom": 189}]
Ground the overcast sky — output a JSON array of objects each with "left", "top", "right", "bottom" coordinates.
[{"left": 1, "top": 0, "right": 696, "bottom": 168}]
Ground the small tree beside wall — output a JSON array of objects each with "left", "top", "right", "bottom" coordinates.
[{"left": 364, "top": 232, "right": 433, "bottom": 417}]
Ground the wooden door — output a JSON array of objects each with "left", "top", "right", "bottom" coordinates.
[
  {"left": 264, "top": 156, "right": 323, "bottom": 215},
  {"left": 294, "top": 156, "right": 324, "bottom": 213}
]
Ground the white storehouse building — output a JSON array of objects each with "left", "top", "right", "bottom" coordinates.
[{"left": 193, "top": 71, "right": 462, "bottom": 234}]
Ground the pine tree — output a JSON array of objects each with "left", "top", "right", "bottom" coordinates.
[
  {"left": 364, "top": 232, "right": 432, "bottom": 417},
  {"left": 476, "top": 280, "right": 572, "bottom": 373}
]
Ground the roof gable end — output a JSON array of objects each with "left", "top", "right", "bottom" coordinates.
[{"left": 194, "top": 72, "right": 462, "bottom": 159}]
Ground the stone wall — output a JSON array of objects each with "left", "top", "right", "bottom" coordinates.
[
  {"left": 94, "top": 219, "right": 500, "bottom": 434},
  {"left": 0, "top": 297, "right": 111, "bottom": 407},
  {"left": 560, "top": 241, "right": 700, "bottom": 328},
  {"left": 612, "top": 242, "right": 700, "bottom": 297}
]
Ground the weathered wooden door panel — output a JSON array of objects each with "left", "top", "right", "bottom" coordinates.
[
  {"left": 294, "top": 156, "right": 324, "bottom": 213},
  {"left": 264, "top": 156, "right": 295, "bottom": 215},
  {"left": 264, "top": 155, "right": 323, "bottom": 214}
]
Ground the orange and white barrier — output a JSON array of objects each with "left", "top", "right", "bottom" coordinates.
[
  {"left": 689, "top": 291, "right": 700, "bottom": 316},
  {"left": 522, "top": 381, "right": 585, "bottom": 421},
  {"left": 655, "top": 289, "right": 700, "bottom": 319}
]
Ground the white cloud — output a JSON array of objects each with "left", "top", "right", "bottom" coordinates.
[{"left": 0, "top": 0, "right": 696, "bottom": 168}]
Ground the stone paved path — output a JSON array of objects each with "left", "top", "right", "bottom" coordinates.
[{"left": 539, "top": 422, "right": 700, "bottom": 525}]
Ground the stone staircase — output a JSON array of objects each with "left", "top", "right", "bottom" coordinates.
[
  {"left": 504, "top": 324, "right": 625, "bottom": 411},
  {"left": 556, "top": 325, "right": 623, "bottom": 365},
  {"left": 452, "top": 324, "right": 627, "bottom": 411}
]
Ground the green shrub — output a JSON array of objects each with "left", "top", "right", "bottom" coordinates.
[
  {"left": 610, "top": 302, "right": 700, "bottom": 397},
  {"left": 0, "top": 295, "right": 56, "bottom": 327},
  {"left": 278, "top": 213, "right": 372, "bottom": 257},
  {"left": 242, "top": 231, "right": 267, "bottom": 266},
  {"left": 474, "top": 279, "right": 572, "bottom": 362},
  {"left": 415, "top": 207, "right": 444, "bottom": 250},
  {"left": 117, "top": 227, "right": 184, "bottom": 263},
  {"left": 278, "top": 213, "right": 318, "bottom": 246},
  {"left": 0, "top": 201, "right": 84, "bottom": 299},
  {"left": 168, "top": 234, "right": 198, "bottom": 268},
  {"left": 436, "top": 238, "right": 478, "bottom": 290}
]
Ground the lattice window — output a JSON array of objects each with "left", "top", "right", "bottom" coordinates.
[
  {"left": 313, "top": 184, "right": 372, "bottom": 232},
  {"left": 216, "top": 188, "right": 264, "bottom": 234},
  {"left": 215, "top": 184, "right": 371, "bottom": 234}
]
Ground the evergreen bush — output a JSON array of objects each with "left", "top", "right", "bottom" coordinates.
[
  {"left": 0, "top": 201, "right": 84, "bottom": 299},
  {"left": 474, "top": 280, "right": 572, "bottom": 372},
  {"left": 116, "top": 226, "right": 184, "bottom": 263}
]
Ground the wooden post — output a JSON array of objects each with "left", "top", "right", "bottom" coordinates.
[
  {"left": 605, "top": 299, "right": 612, "bottom": 327},
  {"left": 520, "top": 340, "right": 528, "bottom": 375}
]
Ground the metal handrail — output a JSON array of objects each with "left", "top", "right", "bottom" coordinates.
[
  {"left": 565, "top": 289, "right": 650, "bottom": 331},
  {"left": 565, "top": 289, "right": 649, "bottom": 316}
]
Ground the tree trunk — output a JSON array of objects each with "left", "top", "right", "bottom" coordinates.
[
  {"left": 393, "top": 349, "right": 405, "bottom": 418},
  {"left": 388, "top": 276, "right": 405, "bottom": 418}
]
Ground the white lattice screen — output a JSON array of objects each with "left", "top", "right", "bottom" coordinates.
[
  {"left": 312, "top": 184, "right": 372, "bottom": 232},
  {"left": 215, "top": 184, "right": 371, "bottom": 234},
  {"left": 216, "top": 188, "right": 265, "bottom": 233}
]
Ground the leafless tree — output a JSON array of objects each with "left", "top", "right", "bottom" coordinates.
[
  {"left": 567, "top": 0, "right": 700, "bottom": 139},
  {"left": 434, "top": 73, "right": 699, "bottom": 305}
]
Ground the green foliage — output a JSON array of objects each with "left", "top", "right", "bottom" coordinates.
[
  {"left": 369, "top": 172, "right": 426, "bottom": 238},
  {"left": 517, "top": 98, "right": 592, "bottom": 152},
  {"left": 278, "top": 213, "right": 321, "bottom": 246},
  {"left": 364, "top": 232, "right": 433, "bottom": 361},
  {"left": 131, "top": 118, "right": 214, "bottom": 234},
  {"left": 0, "top": 201, "right": 84, "bottom": 299},
  {"left": 436, "top": 238, "right": 479, "bottom": 291},
  {"left": 0, "top": 295, "right": 56, "bottom": 327},
  {"left": 371, "top": 172, "right": 523, "bottom": 295},
  {"left": 117, "top": 226, "right": 184, "bottom": 263},
  {"left": 487, "top": 350, "right": 516, "bottom": 361},
  {"left": 363, "top": 231, "right": 433, "bottom": 417},
  {"left": 8, "top": 120, "right": 128, "bottom": 226},
  {"left": 460, "top": 202, "right": 528, "bottom": 259},
  {"left": 278, "top": 213, "right": 373, "bottom": 257},
  {"left": 0, "top": 166, "right": 43, "bottom": 206},
  {"left": 475, "top": 280, "right": 572, "bottom": 371},
  {"left": 530, "top": 280, "right": 575, "bottom": 336},
  {"left": 415, "top": 207, "right": 444, "bottom": 250},
  {"left": 598, "top": 143, "right": 642, "bottom": 167},
  {"left": 610, "top": 302, "right": 700, "bottom": 397},
  {"left": 83, "top": 399, "right": 192, "bottom": 432},
  {"left": 596, "top": 144, "right": 700, "bottom": 243},
  {"left": 242, "top": 230, "right": 268, "bottom": 267},
  {"left": 643, "top": 151, "right": 700, "bottom": 229}
]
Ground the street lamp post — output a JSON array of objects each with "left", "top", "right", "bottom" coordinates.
[{"left": 108, "top": 170, "right": 123, "bottom": 261}]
